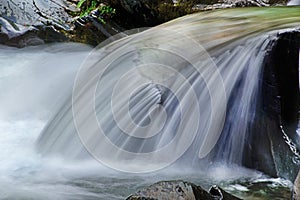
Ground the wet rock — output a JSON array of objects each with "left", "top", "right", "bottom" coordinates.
[
  {"left": 126, "top": 180, "right": 241, "bottom": 200},
  {"left": 243, "top": 30, "right": 300, "bottom": 181},
  {"left": 209, "top": 185, "right": 241, "bottom": 200},
  {"left": 294, "top": 170, "right": 300, "bottom": 199}
]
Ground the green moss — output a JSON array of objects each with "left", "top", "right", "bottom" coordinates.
[{"left": 76, "top": 0, "right": 116, "bottom": 24}]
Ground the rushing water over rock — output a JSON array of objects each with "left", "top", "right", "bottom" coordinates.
[
  {"left": 0, "top": 7, "right": 300, "bottom": 200},
  {"left": 36, "top": 7, "right": 300, "bottom": 175}
]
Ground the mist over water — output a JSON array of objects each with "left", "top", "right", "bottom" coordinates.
[
  {"left": 0, "top": 7, "right": 299, "bottom": 200},
  {"left": 0, "top": 43, "right": 101, "bottom": 199}
]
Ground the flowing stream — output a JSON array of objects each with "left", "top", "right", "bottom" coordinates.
[{"left": 0, "top": 7, "right": 299, "bottom": 200}]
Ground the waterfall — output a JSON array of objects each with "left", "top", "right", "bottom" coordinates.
[
  {"left": 36, "top": 8, "right": 300, "bottom": 173},
  {"left": 0, "top": 7, "right": 299, "bottom": 199},
  {"left": 37, "top": 31, "right": 273, "bottom": 171}
]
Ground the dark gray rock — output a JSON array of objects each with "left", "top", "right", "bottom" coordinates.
[
  {"left": 0, "top": 0, "right": 76, "bottom": 47},
  {"left": 0, "top": 16, "right": 69, "bottom": 47},
  {"left": 0, "top": 0, "right": 75, "bottom": 29},
  {"left": 243, "top": 30, "right": 300, "bottom": 181},
  {"left": 126, "top": 180, "right": 241, "bottom": 200},
  {"left": 0, "top": 0, "right": 125, "bottom": 46}
]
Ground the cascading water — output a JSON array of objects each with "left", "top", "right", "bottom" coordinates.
[
  {"left": 37, "top": 7, "right": 300, "bottom": 169},
  {"left": 38, "top": 29, "right": 273, "bottom": 168},
  {"left": 1, "top": 7, "right": 300, "bottom": 200}
]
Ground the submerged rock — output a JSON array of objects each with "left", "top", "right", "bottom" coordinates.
[{"left": 126, "top": 180, "right": 241, "bottom": 200}]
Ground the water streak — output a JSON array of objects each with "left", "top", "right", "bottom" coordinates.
[{"left": 36, "top": 8, "right": 300, "bottom": 172}]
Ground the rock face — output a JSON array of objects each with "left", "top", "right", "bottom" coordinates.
[
  {"left": 0, "top": 0, "right": 125, "bottom": 46},
  {"left": 243, "top": 31, "right": 300, "bottom": 181},
  {"left": 126, "top": 180, "right": 241, "bottom": 200},
  {"left": 0, "top": 0, "right": 76, "bottom": 28},
  {"left": 0, "top": 0, "right": 76, "bottom": 47}
]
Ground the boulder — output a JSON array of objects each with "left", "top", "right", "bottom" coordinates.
[
  {"left": 241, "top": 30, "right": 300, "bottom": 181},
  {"left": 126, "top": 180, "right": 241, "bottom": 200},
  {"left": 0, "top": 0, "right": 75, "bottom": 47}
]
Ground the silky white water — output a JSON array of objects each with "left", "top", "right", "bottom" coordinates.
[
  {"left": 1, "top": 7, "right": 300, "bottom": 200},
  {"left": 0, "top": 112, "right": 292, "bottom": 199},
  {"left": 37, "top": 8, "right": 300, "bottom": 172},
  {"left": 0, "top": 43, "right": 105, "bottom": 199},
  {"left": 0, "top": 41, "right": 294, "bottom": 200}
]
